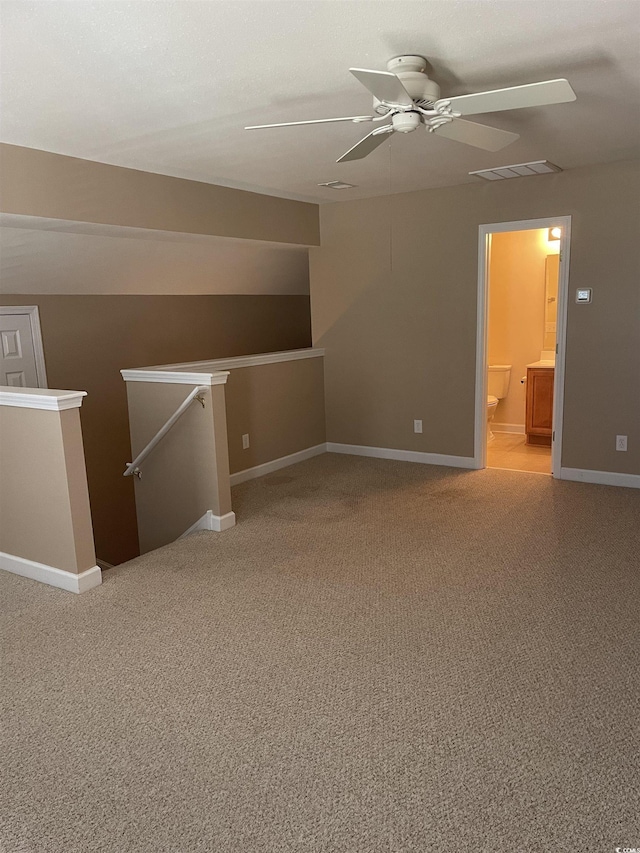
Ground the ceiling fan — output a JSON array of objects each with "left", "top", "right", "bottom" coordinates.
[{"left": 246, "top": 55, "right": 576, "bottom": 162}]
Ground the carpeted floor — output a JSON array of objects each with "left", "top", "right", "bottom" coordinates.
[{"left": 1, "top": 454, "right": 639, "bottom": 853}]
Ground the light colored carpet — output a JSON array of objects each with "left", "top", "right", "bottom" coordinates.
[{"left": 1, "top": 454, "right": 639, "bottom": 853}]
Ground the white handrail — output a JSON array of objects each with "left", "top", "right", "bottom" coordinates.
[{"left": 123, "top": 385, "right": 209, "bottom": 478}]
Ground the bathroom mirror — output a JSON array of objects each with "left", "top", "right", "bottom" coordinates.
[{"left": 544, "top": 254, "right": 559, "bottom": 351}]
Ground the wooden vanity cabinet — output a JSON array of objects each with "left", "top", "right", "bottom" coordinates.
[{"left": 525, "top": 367, "right": 554, "bottom": 446}]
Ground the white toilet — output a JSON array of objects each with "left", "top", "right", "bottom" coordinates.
[{"left": 487, "top": 365, "right": 512, "bottom": 441}]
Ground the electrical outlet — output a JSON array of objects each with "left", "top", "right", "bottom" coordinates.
[
  {"left": 414, "top": 419, "right": 423, "bottom": 434},
  {"left": 616, "top": 435, "right": 627, "bottom": 451},
  {"left": 242, "top": 433, "right": 250, "bottom": 450}
]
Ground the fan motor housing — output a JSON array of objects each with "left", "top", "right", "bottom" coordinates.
[
  {"left": 398, "top": 72, "right": 441, "bottom": 103},
  {"left": 373, "top": 55, "right": 440, "bottom": 114},
  {"left": 387, "top": 55, "right": 427, "bottom": 74},
  {"left": 387, "top": 55, "right": 441, "bottom": 104}
]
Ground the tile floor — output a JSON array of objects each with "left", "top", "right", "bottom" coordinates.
[{"left": 487, "top": 432, "right": 551, "bottom": 474}]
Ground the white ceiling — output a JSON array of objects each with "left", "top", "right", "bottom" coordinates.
[{"left": 1, "top": 1, "right": 639, "bottom": 203}]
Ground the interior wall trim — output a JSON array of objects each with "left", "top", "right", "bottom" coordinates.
[
  {"left": 559, "top": 467, "right": 640, "bottom": 490},
  {"left": 326, "top": 443, "right": 478, "bottom": 470},
  {"left": 121, "top": 369, "right": 230, "bottom": 385},
  {"left": 230, "top": 443, "right": 327, "bottom": 486},
  {"left": 0, "top": 551, "right": 102, "bottom": 594},
  {"left": 0, "top": 388, "right": 87, "bottom": 411},
  {"left": 145, "top": 347, "right": 325, "bottom": 374},
  {"left": 475, "top": 215, "right": 572, "bottom": 479},
  {"left": 178, "top": 510, "right": 237, "bottom": 539}
]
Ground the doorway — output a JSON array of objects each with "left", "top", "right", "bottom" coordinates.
[
  {"left": 474, "top": 217, "right": 571, "bottom": 476},
  {"left": 0, "top": 305, "right": 48, "bottom": 388}
]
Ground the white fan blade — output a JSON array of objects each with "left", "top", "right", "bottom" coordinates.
[
  {"left": 245, "top": 116, "right": 374, "bottom": 130},
  {"left": 434, "top": 119, "right": 519, "bottom": 151},
  {"left": 350, "top": 68, "right": 414, "bottom": 107},
  {"left": 436, "top": 79, "right": 576, "bottom": 116},
  {"left": 336, "top": 126, "right": 393, "bottom": 163}
]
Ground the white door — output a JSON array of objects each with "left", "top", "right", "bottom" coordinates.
[{"left": 0, "top": 309, "right": 45, "bottom": 387}]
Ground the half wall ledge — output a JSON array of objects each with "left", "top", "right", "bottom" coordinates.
[
  {"left": 121, "top": 348, "right": 326, "bottom": 552},
  {"left": 121, "top": 368, "right": 234, "bottom": 554},
  {"left": 0, "top": 386, "right": 101, "bottom": 593}
]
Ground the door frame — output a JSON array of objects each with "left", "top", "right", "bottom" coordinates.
[
  {"left": 474, "top": 216, "right": 572, "bottom": 476},
  {"left": 0, "top": 305, "right": 48, "bottom": 388}
]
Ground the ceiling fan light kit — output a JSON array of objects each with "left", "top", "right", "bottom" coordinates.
[{"left": 246, "top": 55, "right": 577, "bottom": 164}]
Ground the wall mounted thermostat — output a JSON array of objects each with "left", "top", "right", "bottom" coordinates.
[{"left": 576, "top": 288, "right": 592, "bottom": 303}]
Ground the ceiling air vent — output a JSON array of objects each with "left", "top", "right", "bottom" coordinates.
[
  {"left": 469, "top": 160, "right": 562, "bottom": 181},
  {"left": 318, "top": 181, "right": 357, "bottom": 190}
]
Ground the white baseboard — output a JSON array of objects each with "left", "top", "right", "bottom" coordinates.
[
  {"left": 326, "top": 442, "right": 478, "bottom": 470},
  {"left": 0, "top": 551, "right": 102, "bottom": 594},
  {"left": 211, "top": 511, "right": 237, "bottom": 531},
  {"left": 179, "top": 509, "right": 237, "bottom": 539},
  {"left": 96, "top": 559, "right": 114, "bottom": 571},
  {"left": 492, "top": 423, "right": 525, "bottom": 434},
  {"left": 230, "top": 443, "right": 327, "bottom": 486},
  {"left": 560, "top": 467, "right": 640, "bottom": 489}
]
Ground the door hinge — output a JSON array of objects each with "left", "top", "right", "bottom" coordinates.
[
  {"left": 555, "top": 343, "right": 558, "bottom": 354},
  {"left": 552, "top": 431, "right": 555, "bottom": 441}
]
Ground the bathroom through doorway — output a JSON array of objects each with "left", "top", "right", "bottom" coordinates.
[{"left": 474, "top": 217, "right": 572, "bottom": 477}]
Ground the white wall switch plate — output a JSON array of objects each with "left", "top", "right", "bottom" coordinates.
[
  {"left": 242, "top": 433, "right": 250, "bottom": 449},
  {"left": 616, "top": 435, "right": 628, "bottom": 451},
  {"left": 414, "top": 419, "right": 423, "bottom": 434},
  {"left": 576, "top": 288, "right": 592, "bottom": 303}
]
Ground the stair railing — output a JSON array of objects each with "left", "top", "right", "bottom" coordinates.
[{"left": 123, "top": 385, "right": 209, "bottom": 479}]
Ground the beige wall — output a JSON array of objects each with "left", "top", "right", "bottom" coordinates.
[
  {"left": 0, "top": 224, "right": 309, "bottom": 295},
  {"left": 225, "top": 357, "right": 326, "bottom": 474},
  {"left": 0, "top": 144, "right": 319, "bottom": 246},
  {"left": 488, "top": 229, "right": 555, "bottom": 427},
  {"left": 0, "top": 405, "right": 96, "bottom": 571},
  {"left": 310, "top": 159, "right": 640, "bottom": 475},
  {"left": 0, "top": 294, "right": 313, "bottom": 565},
  {"left": 126, "top": 381, "right": 231, "bottom": 554},
  {"left": 0, "top": 146, "right": 319, "bottom": 563}
]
